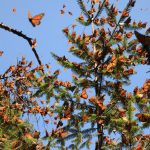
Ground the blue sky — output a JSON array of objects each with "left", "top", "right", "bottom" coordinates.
[{"left": 0, "top": 0, "right": 150, "bottom": 149}]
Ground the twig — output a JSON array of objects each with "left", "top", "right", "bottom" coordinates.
[
  {"left": 109, "top": 0, "right": 135, "bottom": 41},
  {"left": 0, "top": 22, "right": 42, "bottom": 66},
  {"left": 0, "top": 74, "right": 14, "bottom": 80}
]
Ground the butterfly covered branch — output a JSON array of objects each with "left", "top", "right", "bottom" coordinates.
[{"left": 0, "top": 22, "right": 42, "bottom": 66}]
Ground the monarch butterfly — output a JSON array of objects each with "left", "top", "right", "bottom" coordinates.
[
  {"left": 12, "top": 8, "right": 16, "bottom": 13},
  {"left": 134, "top": 31, "right": 150, "bottom": 64},
  {"left": 136, "top": 113, "right": 150, "bottom": 122},
  {"left": 0, "top": 51, "right": 3, "bottom": 56},
  {"left": 80, "top": 89, "right": 88, "bottom": 99},
  {"left": 28, "top": 10, "right": 44, "bottom": 27},
  {"left": 60, "top": 9, "right": 65, "bottom": 15}
]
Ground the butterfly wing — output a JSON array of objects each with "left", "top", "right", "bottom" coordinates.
[
  {"left": 28, "top": 11, "right": 44, "bottom": 27},
  {"left": 124, "top": 17, "right": 131, "bottom": 25},
  {"left": 135, "top": 31, "right": 150, "bottom": 64},
  {"left": 134, "top": 31, "right": 146, "bottom": 44},
  {"left": 134, "top": 31, "right": 150, "bottom": 46}
]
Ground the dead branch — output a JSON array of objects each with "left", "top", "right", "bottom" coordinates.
[{"left": 0, "top": 22, "right": 42, "bottom": 66}]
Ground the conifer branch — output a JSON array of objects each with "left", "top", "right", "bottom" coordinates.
[
  {"left": 0, "top": 74, "right": 14, "bottom": 80},
  {"left": 0, "top": 23, "right": 42, "bottom": 66},
  {"left": 76, "top": 18, "right": 92, "bottom": 26},
  {"left": 77, "top": 0, "right": 90, "bottom": 19},
  {"left": 109, "top": 0, "right": 136, "bottom": 41},
  {"left": 93, "top": 0, "right": 106, "bottom": 21}
]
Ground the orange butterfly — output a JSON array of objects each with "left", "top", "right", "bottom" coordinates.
[
  {"left": 80, "top": 88, "right": 88, "bottom": 99},
  {"left": 12, "top": 8, "right": 16, "bottom": 13},
  {"left": 0, "top": 51, "right": 3, "bottom": 56},
  {"left": 136, "top": 113, "right": 150, "bottom": 122},
  {"left": 28, "top": 10, "right": 44, "bottom": 27}
]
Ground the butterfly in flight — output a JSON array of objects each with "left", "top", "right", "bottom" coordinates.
[
  {"left": 28, "top": 10, "right": 44, "bottom": 27},
  {"left": 134, "top": 31, "right": 150, "bottom": 64},
  {"left": 12, "top": 8, "right": 16, "bottom": 13}
]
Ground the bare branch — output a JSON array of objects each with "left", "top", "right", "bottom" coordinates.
[{"left": 0, "top": 22, "right": 42, "bottom": 66}]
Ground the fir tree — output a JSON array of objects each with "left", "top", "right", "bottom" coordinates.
[{"left": 50, "top": 0, "right": 150, "bottom": 149}]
